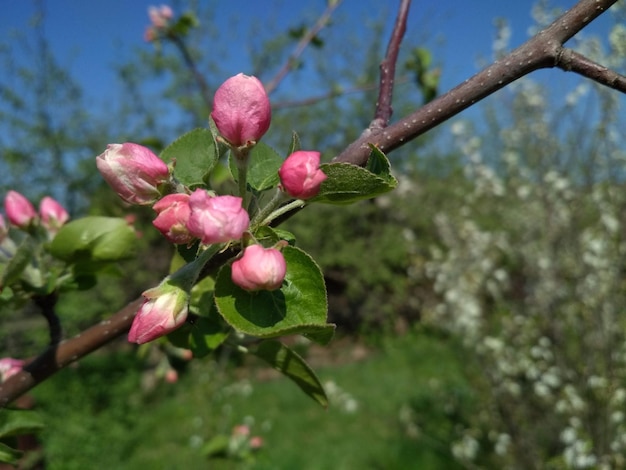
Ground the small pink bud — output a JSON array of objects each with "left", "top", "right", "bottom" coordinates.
[
  {"left": 233, "top": 425, "right": 250, "bottom": 437},
  {"left": 96, "top": 143, "right": 170, "bottom": 205},
  {"left": 278, "top": 150, "right": 327, "bottom": 199},
  {"left": 211, "top": 73, "right": 271, "bottom": 147},
  {"left": 0, "top": 357, "right": 24, "bottom": 383},
  {"left": 39, "top": 196, "right": 69, "bottom": 234},
  {"left": 128, "top": 279, "right": 189, "bottom": 344},
  {"left": 5, "top": 190, "right": 37, "bottom": 229},
  {"left": 152, "top": 193, "right": 194, "bottom": 245},
  {"left": 144, "top": 26, "right": 157, "bottom": 42},
  {"left": 148, "top": 5, "right": 173, "bottom": 28},
  {"left": 231, "top": 245, "right": 286, "bottom": 291},
  {"left": 186, "top": 190, "right": 249, "bottom": 245},
  {"left": 164, "top": 368, "right": 178, "bottom": 384},
  {"left": 249, "top": 436, "right": 264, "bottom": 449}
]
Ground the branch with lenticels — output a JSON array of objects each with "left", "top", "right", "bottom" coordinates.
[{"left": 0, "top": 0, "right": 623, "bottom": 407}]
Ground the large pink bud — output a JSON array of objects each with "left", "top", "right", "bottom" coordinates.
[
  {"left": 5, "top": 190, "right": 37, "bottom": 229},
  {"left": 96, "top": 143, "right": 170, "bottom": 205},
  {"left": 128, "top": 279, "right": 189, "bottom": 344},
  {"left": 211, "top": 73, "right": 271, "bottom": 147},
  {"left": 152, "top": 193, "right": 194, "bottom": 245},
  {"left": 39, "top": 196, "right": 69, "bottom": 234},
  {"left": 186, "top": 190, "right": 249, "bottom": 245},
  {"left": 278, "top": 150, "right": 327, "bottom": 199},
  {"left": 231, "top": 244, "right": 286, "bottom": 291}
]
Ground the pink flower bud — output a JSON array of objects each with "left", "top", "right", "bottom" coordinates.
[
  {"left": 211, "top": 73, "right": 271, "bottom": 147},
  {"left": 96, "top": 143, "right": 170, "bottom": 205},
  {"left": 152, "top": 193, "right": 194, "bottom": 245},
  {"left": 231, "top": 245, "right": 286, "bottom": 291},
  {"left": 278, "top": 150, "right": 327, "bottom": 199},
  {"left": 5, "top": 190, "right": 37, "bottom": 229},
  {"left": 128, "top": 280, "right": 189, "bottom": 344},
  {"left": 186, "top": 190, "right": 249, "bottom": 245},
  {"left": 164, "top": 368, "right": 178, "bottom": 384},
  {"left": 0, "top": 357, "right": 24, "bottom": 383},
  {"left": 250, "top": 436, "right": 264, "bottom": 449},
  {"left": 39, "top": 196, "right": 69, "bottom": 234}
]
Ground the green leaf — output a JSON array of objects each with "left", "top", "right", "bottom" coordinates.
[
  {"left": 167, "top": 313, "right": 230, "bottom": 358},
  {"left": 201, "top": 434, "right": 230, "bottom": 458},
  {"left": 49, "top": 217, "right": 137, "bottom": 263},
  {"left": 312, "top": 157, "right": 397, "bottom": 205},
  {"left": 0, "top": 409, "right": 44, "bottom": 438},
  {"left": 161, "top": 128, "right": 217, "bottom": 188},
  {"left": 0, "top": 442, "right": 21, "bottom": 465},
  {"left": 366, "top": 144, "right": 393, "bottom": 178},
  {"left": 0, "top": 238, "right": 34, "bottom": 289},
  {"left": 289, "top": 131, "right": 301, "bottom": 155},
  {"left": 253, "top": 226, "right": 296, "bottom": 247},
  {"left": 250, "top": 340, "right": 328, "bottom": 407},
  {"left": 214, "top": 246, "right": 334, "bottom": 344},
  {"left": 230, "top": 142, "right": 283, "bottom": 191}
]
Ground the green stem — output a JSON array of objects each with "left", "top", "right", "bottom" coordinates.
[
  {"left": 232, "top": 147, "right": 251, "bottom": 209},
  {"left": 170, "top": 243, "right": 224, "bottom": 291},
  {"left": 250, "top": 189, "right": 287, "bottom": 228},
  {"left": 260, "top": 199, "right": 306, "bottom": 227}
]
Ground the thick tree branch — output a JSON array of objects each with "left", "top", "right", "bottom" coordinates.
[
  {"left": 371, "top": 0, "right": 411, "bottom": 129},
  {"left": 334, "top": 0, "right": 620, "bottom": 166},
  {"left": 0, "top": 0, "right": 621, "bottom": 407}
]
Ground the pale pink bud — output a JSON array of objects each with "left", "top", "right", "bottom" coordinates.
[
  {"left": 278, "top": 150, "right": 327, "bottom": 200},
  {"left": 128, "top": 280, "right": 189, "bottom": 344},
  {"left": 96, "top": 143, "right": 170, "bottom": 205},
  {"left": 148, "top": 5, "right": 173, "bottom": 28},
  {"left": 39, "top": 196, "right": 69, "bottom": 234},
  {"left": 152, "top": 193, "right": 194, "bottom": 245},
  {"left": 233, "top": 425, "right": 250, "bottom": 437},
  {"left": 211, "top": 73, "right": 271, "bottom": 147},
  {"left": 0, "top": 357, "right": 24, "bottom": 383},
  {"left": 5, "top": 190, "right": 37, "bottom": 229},
  {"left": 144, "top": 26, "right": 157, "bottom": 42},
  {"left": 231, "top": 245, "right": 286, "bottom": 291},
  {"left": 186, "top": 190, "right": 249, "bottom": 244},
  {"left": 250, "top": 436, "right": 264, "bottom": 449},
  {"left": 164, "top": 368, "right": 178, "bottom": 383}
]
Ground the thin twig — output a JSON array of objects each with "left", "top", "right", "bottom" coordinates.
[
  {"left": 558, "top": 48, "right": 626, "bottom": 92},
  {"left": 371, "top": 0, "right": 411, "bottom": 129},
  {"left": 334, "top": 0, "right": 620, "bottom": 166},
  {"left": 264, "top": 0, "right": 343, "bottom": 95}
]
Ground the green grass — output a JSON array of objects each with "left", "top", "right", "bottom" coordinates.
[{"left": 30, "top": 329, "right": 476, "bottom": 469}]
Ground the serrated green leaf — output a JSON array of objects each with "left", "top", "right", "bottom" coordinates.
[
  {"left": 289, "top": 131, "right": 301, "bottom": 155},
  {"left": 251, "top": 340, "right": 328, "bottom": 407},
  {"left": 311, "top": 161, "right": 397, "bottom": 205},
  {"left": 161, "top": 128, "right": 217, "bottom": 187},
  {"left": 214, "top": 246, "right": 333, "bottom": 344},
  {"left": 366, "top": 144, "right": 393, "bottom": 178},
  {"left": 253, "top": 226, "right": 296, "bottom": 247},
  {"left": 230, "top": 143, "right": 283, "bottom": 191},
  {"left": 49, "top": 217, "right": 137, "bottom": 263},
  {"left": 0, "top": 238, "right": 34, "bottom": 289}
]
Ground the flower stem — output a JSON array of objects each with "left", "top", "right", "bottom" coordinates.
[{"left": 259, "top": 199, "right": 306, "bottom": 227}]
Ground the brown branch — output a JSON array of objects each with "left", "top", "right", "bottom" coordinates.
[
  {"left": 371, "top": 0, "right": 411, "bottom": 129},
  {"left": 264, "top": 0, "right": 343, "bottom": 95},
  {"left": 334, "top": 0, "right": 620, "bottom": 166},
  {"left": 558, "top": 48, "right": 626, "bottom": 92},
  {"left": 0, "top": 0, "right": 621, "bottom": 408}
]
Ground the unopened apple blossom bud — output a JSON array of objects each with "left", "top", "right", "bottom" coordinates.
[
  {"left": 278, "top": 150, "right": 327, "bottom": 199},
  {"left": 0, "top": 357, "right": 24, "bottom": 383},
  {"left": 152, "top": 193, "right": 194, "bottom": 245},
  {"left": 231, "top": 244, "right": 286, "bottom": 291},
  {"left": 5, "top": 190, "right": 37, "bottom": 229},
  {"left": 96, "top": 143, "right": 170, "bottom": 205},
  {"left": 164, "top": 368, "right": 178, "bottom": 384},
  {"left": 211, "top": 73, "right": 271, "bottom": 147},
  {"left": 186, "top": 190, "right": 249, "bottom": 245},
  {"left": 39, "top": 196, "right": 69, "bottom": 235},
  {"left": 128, "top": 279, "right": 189, "bottom": 344},
  {"left": 148, "top": 5, "right": 173, "bottom": 28}
]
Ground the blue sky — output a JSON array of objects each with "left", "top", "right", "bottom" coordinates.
[{"left": 0, "top": 0, "right": 615, "bottom": 108}]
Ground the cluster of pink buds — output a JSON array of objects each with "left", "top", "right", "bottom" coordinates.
[
  {"left": 3, "top": 190, "right": 69, "bottom": 236},
  {"left": 144, "top": 5, "right": 174, "bottom": 42},
  {"left": 114, "top": 72, "right": 329, "bottom": 344}
]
